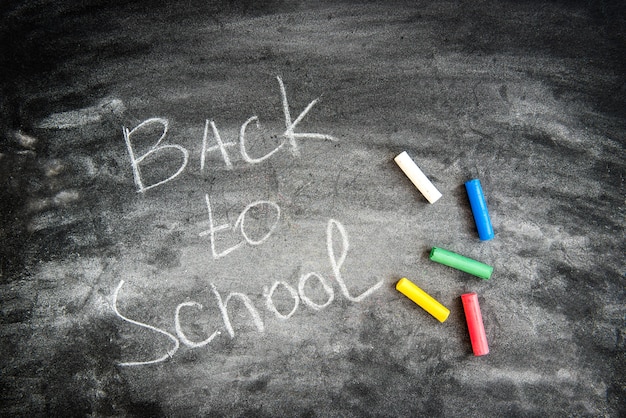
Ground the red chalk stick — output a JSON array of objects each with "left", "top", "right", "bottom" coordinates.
[{"left": 461, "top": 292, "right": 489, "bottom": 356}]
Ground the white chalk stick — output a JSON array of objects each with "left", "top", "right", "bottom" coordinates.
[{"left": 394, "top": 151, "right": 442, "bottom": 204}]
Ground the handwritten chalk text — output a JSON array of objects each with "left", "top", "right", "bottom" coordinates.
[
  {"left": 113, "top": 219, "right": 383, "bottom": 366},
  {"left": 199, "top": 194, "right": 281, "bottom": 259},
  {"left": 123, "top": 76, "right": 337, "bottom": 192},
  {"left": 114, "top": 75, "right": 383, "bottom": 367}
]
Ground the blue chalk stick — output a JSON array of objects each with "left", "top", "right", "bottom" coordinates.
[{"left": 465, "top": 179, "right": 494, "bottom": 241}]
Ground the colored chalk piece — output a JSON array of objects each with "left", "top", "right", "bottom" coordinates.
[
  {"left": 461, "top": 292, "right": 489, "bottom": 356},
  {"left": 465, "top": 179, "right": 494, "bottom": 241},
  {"left": 429, "top": 247, "right": 493, "bottom": 280},
  {"left": 394, "top": 151, "right": 442, "bottom": 204},
  {"left": 396, "top": 278, "right": 450, "bottom": 323}
]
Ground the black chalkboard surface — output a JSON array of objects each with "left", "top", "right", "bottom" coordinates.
[{"left": 1, "top": 1, "right": 624, "bottom": 416}]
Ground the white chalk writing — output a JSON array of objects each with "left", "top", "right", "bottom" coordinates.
[
  {"left": 123, "top": 76, "right": 337, "bottom": 192},
  {"left": 276, "top": 75, "right": 337, "bottom": 156},
  {"left": 113, "top": 219, "right": 383, "bottom": 366},
  {"left": 327, "top": 219, "right": 384, "bottom": 301},
  {"left": 113, "top": 280, "right": 179, "bottom": 366},
  {"left": 174, "top": 302, "right": 220, "bottom": 348},
  {"left": 198, "top": 194, "right": 281, "bottom": 258},
  {"left": 298, "top": 271, "right": 335, "bottom": 310},
  {"left": 123, "top": 118, "right": 189, "bottom": 193},
  {"left": 115, "top": 75, "right": 380, "bottom": 368},
  {"left": 264, "top": 281, "right": 299, "bottom": 319},
  {"left": 201, "top": 119, "right": 235, "bottom": 170},
  {"left": 211, "top": 283, "right": 265, "bottom": 338}
]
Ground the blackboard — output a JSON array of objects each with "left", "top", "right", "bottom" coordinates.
[{"left": 1, "top": 1, "right": 624, "bottom": 416}]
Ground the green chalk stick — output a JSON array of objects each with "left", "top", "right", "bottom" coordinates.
[{"left": 429, "top": 247, "right": 493, "bottom": 280}]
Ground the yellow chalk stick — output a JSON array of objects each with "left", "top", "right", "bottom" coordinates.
[{"left": 396, "top": 278, "right": 450, "bottom": 323}]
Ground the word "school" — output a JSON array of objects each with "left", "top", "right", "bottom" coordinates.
[{"left": 112, "top": 219, "right": 384, "bottom": 366}]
